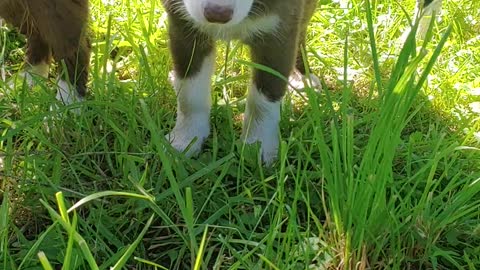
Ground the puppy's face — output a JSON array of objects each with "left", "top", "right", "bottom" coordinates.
[{"left": 180, "top": 0, "right": 255, "bottom": 26}]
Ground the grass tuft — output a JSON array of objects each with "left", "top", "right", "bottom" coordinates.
[{"left": 1, "top": 0, "right": 479, "bottom": 269}]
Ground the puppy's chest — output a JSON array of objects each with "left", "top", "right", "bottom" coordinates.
[{"left": 196, "top": 15, "right": 281, "bottom": 41}]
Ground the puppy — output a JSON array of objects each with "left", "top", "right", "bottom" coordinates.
[
  {"left": 0, "top": 0, "right": 90, "bottom": 105},
  {"left": 161, "top": 0, "right": 318, "bottom": 164}
]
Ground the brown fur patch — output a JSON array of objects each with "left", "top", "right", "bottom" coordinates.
[{"left": 0, "top": 0, "right": 91, "bottom": 96}]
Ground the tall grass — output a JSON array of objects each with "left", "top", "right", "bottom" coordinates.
[{"left": 0, "top": 0, "right": 479, "bottom": 269}]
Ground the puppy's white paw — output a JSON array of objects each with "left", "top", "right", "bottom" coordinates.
[
  {"left": 288, "top": 69, "right": 321, "bottom": 91},
  {"left": 167, "top": 53, "right": 215, "bottom": 158},
  {"left": 242, "top": 84, "right": 281, "bottom": 166},
  {"left": 52, "top": 80, "right": 84, "bottom": 114},
  {"left": 14, "top": 64, "right": 49, "bottom": 88},
  {"left": 56, "top": 80, "right": 83, "bottom": 104},
  {"left": 21, "top": 62, "right": 50, "bottom": 87},
  {"left": 242, "top": 125, "right": 279, "bottom": 166},
  {"left": 166, "top": 116, "right": 210, "bottom": 157},
  {"left": 22, "top": 72, "right": 42, "bottom": 87}
]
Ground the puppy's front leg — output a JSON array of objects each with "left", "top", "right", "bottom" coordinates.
[
  {"left": 166, "top": 17, "right": 215, "bottom": 156},
  {"left": 243, "top": 33, "right": 298, "bottom": 165}
]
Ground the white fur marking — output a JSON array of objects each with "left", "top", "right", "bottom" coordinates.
[
  {"left": 23, "top": 61, "right": 50, "bottom": 86},
  {"left": 417, "top": 0, "right": 443, "bottom": 40},
  {"left": 52, "top": 80, "right": 83, "bottom": 114},
  {"left": 242, "top": 84, "right": 280, "bottom": 165},
  {"left": 288, "top": 69, "right": 322, "bottom": 92},
  {"left": 166, "top": 53, "right": 215, "bottom": 157},
  {"left": 400, "top": 0, "right": 443, "bottom": 43},
  {"left": 56, "top": 80, "right": 83, "bottom": 105},
  {"left": 30, "top": 62, "right": 50, "bottom": 78}
]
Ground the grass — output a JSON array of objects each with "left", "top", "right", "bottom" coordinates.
[{"left": 1, "top": 0, "right": 480, "bottom": 269}]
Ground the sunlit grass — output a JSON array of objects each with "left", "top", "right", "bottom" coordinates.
[{"left": 1, "top": 0, "right": 479, "bottom": 269}]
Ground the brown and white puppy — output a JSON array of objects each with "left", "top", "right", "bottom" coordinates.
[
  {"left": 0, "top": 0, "right": 441, "bottom": 163},
  {"left": 160, "top": 0, "right": 443, "bottom": 164},
  {"left": 0, "top": 0, "right": 90, "bottom": 105},
  {"left": 161, "top": 0, "right": 318, "bottom": 164}
]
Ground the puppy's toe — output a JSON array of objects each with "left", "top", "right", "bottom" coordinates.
[
  {"left": 242, "top": 135, "right": 279, "bottom": 166},
  {"left": 166, "top": 118, "right": 209, "bottom": 157},
  {"left": 260, "top": 141, "right": 279, "bottom": 166},
  {"left": 242, "top": 127, "right": 279, "bottom": 166}
]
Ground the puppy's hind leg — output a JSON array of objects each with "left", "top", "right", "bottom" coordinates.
[
  {"left": 289, "top": 2, "right": 320, "bottom": 91},
  {"left": 28, "top": 0, "right": 91, "bottom": 107},
  {"left": 25, "top": 33, "right": 51, "bottom": 84},
  {"left": 55, "top": 36, "right": 91, "bottom": 105},
  {"left": 289, "top": 40, "right": 321, "bottom": 92}
]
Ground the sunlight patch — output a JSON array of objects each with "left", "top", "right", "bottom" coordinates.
[
  {"left": 469, "top": 88, "right": 480, "bottom": 96},
  {"left": 470, "top": 102, "right": 480, "bottom": 114},
  {"left": 293, "top": 237, "right": 334, "bottom": 269},
  {"left": 474, "top": 132, "right": 480, "bottom": 144}
]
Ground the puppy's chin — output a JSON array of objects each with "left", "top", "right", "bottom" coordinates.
[{"left": 182, "top": 0, "right": 254, "bottom": 27}]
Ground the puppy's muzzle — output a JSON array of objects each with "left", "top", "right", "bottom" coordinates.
[{"left": 203, "top": 3, "right": 233, "bottom": 24}]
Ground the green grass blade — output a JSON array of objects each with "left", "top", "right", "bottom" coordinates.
[
  {"left": 0, "top": 191, "right": 13, "bottom": 270},
  {"left": 193, "top": 225, "right": 209, "bottom": 270},
  {"left": 37, "top": 251, "right": 54, "bottom": 270},
  {"left": 364, "top": 0, "right": 383, "bottom": 95},
  {"left": 63, "top": 212, "right": 78, "bottom": 270},
  {"left": 68, "top": 191, "right": 153, "bottom": 213},
  {"left": 111, "top": 214, "right": 154, "bottom": 270},
  {"left": 134, "top": 257, "right": 169, "bottom": 269},
  {"left": 40, "top": 200, "right": 100, "bottom": 270}
]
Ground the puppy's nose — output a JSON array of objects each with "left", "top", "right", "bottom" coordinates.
[{"left": 204, "top": 4, "right": 233, "bottom": 24}]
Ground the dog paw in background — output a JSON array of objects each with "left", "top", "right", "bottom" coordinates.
[
  {"left": 416, "top": 0, "right": 443, "bottom": 40},
  {"left": 5, "top": 61, "right": 85, "bottom": 114},
  {"left": 18, "top": 70, "right": 85, "bottom": 114},
  {"left": 0, "top": 0, "right": 91, "bottom": 114},
  {"left": 24, "top": 61, "right": 50, "bottom": 85},
  {"left": 399, "top": 0, "right": 443, "bottom": 43},
  {"left": 288, "top": 69, "right": 322, "bottom": 92},
  {"left": 56, "top": 80, "right": 84, "bottom": 105}
]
